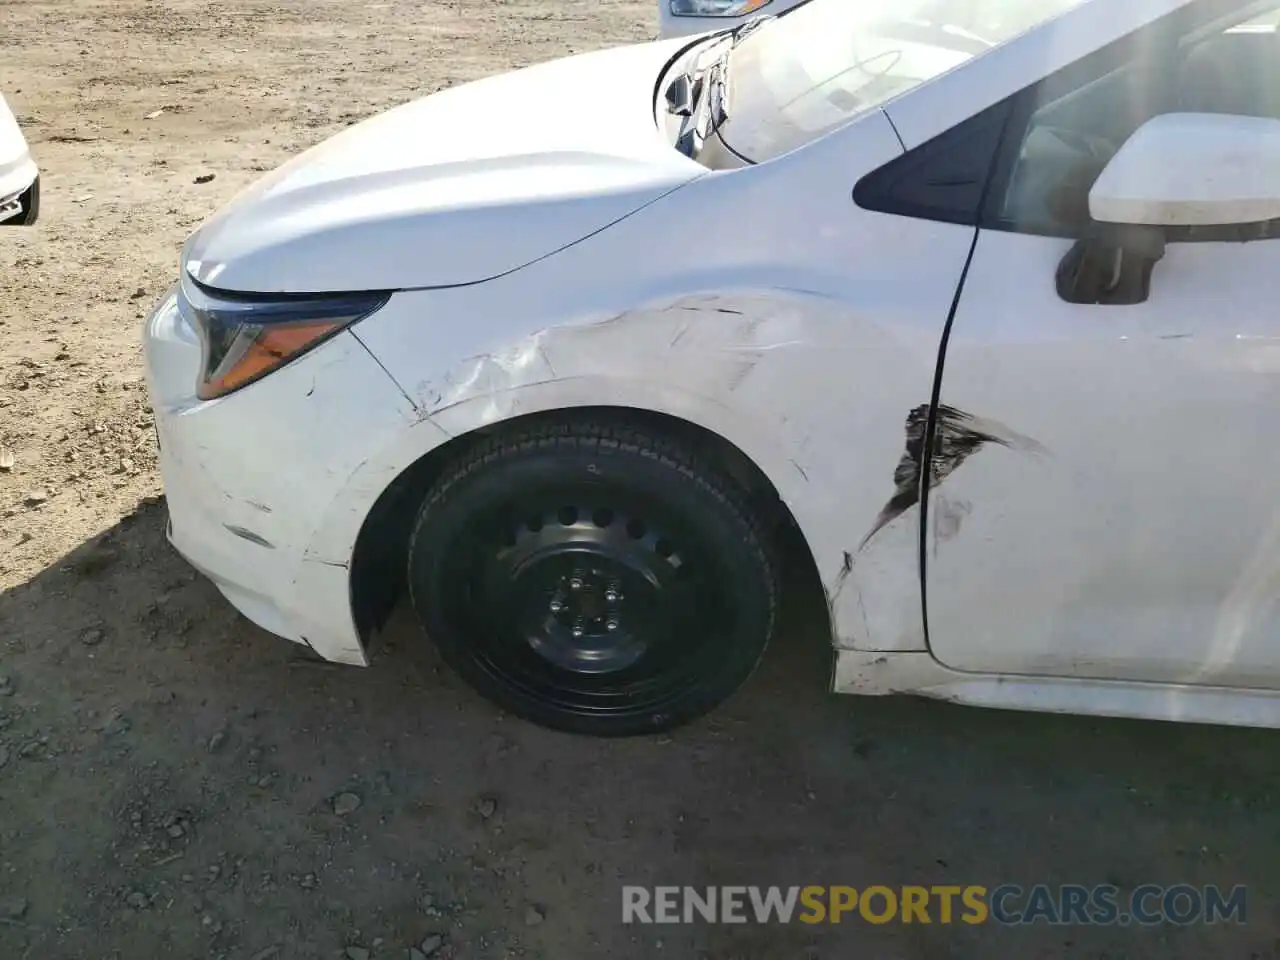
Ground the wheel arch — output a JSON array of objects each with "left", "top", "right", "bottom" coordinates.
[{"left": 349, "top": 403, "right": 830, "bottom": 653}]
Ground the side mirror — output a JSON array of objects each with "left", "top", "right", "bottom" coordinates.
[
  {"left": 1089, "top": 112, "right": 1280, "bottom": 227},
  {"left": 0, "top": 94, "right": 39, "bottom": 227},
  {"left": 1058, "top": 112, "right": 1280, "bottom": 306}
]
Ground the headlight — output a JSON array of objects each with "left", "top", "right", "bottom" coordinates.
[
  {"left": 669, "top": 0, "right": 773, "bottom": 16},
  {"left": 179, "top": 276, "right": 390, "bottom": 401}
]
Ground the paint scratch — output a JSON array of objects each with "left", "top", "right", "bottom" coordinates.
[
  {"left": 223, "top": 524, "right": 274, "bottom": 549},
  {"left": 725, "top": 356, "right": 759, "bottom": 392},
  {"left": 537, "top": 345, "right": 557, "bottom": 377},
  {"left": 827, "top": 549, "right": 855, "bottom": 612}
]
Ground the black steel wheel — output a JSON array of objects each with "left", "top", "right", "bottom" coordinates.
[{"left": 406, "top": 417, "right": 778, "bottom": 736}]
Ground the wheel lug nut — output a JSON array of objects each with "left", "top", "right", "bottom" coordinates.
[
  {"left": 549, "top": 599, "right": 564, "bottom": 613},
  {"left": 568, "top": 577, "right": 583, "bottom": 591},
  {"left": 605, "top": 619, "right": 619, "bottom": 632},
  {"left": 571, "top": 623, "right": 585, "bottom": 638},
  {"left": 604, "top": 589, "right": 620, "bottom": 603}
]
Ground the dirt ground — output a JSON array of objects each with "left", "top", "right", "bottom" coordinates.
[{"left": 1, "top": 1, "right": 1278, "bottom": 957}]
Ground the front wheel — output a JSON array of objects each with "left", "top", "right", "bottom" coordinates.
[{"left": 406, "top": 417, "right": 778, "bottom": 737}]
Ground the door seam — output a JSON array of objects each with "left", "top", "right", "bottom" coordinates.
[{"left": 918, "top": 111, "right": 1016, "bottom": 654}]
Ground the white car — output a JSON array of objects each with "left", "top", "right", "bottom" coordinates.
[
  {"left": 146, "top": 0, "right": 1280, "bottom": 737},
  {"left": 0, "top": 93, "right": 39, "bottom": 225},
  {"left": 659, "top": 0, "right": 808, "bottom": 39}
]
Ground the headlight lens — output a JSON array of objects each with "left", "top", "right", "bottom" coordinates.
[
  {"left": 179, "top": 276, "right": 390, "bottom": 401},
  {"left": 669, "top": 0, "right": 772, "bottom": 16}
]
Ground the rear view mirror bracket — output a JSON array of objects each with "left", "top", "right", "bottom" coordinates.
[{"left": 1055, "top": 223, "right": 1166, "bottom": 306}]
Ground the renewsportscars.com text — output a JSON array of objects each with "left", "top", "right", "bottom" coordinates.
[{"left": 622, "top": 884, "right": 1247, "bottom": 926}]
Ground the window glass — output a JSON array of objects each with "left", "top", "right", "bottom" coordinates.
[
  {"left": 716, "top": 0, "right": 1087, "bottom": 163},
  {"left": 997, "top": 1, "right": 1280, "bottom": 236}
]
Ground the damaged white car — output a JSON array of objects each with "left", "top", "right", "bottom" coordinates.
[
  {"left": 146, "top": 0, "right": 1280, "bottom": 736},
  {"left": 0, "top": 93, "right": 39, "bottom": 225}
]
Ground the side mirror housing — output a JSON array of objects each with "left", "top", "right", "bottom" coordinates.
[
  {"left": 1058, "top": 112, "right": 1280, "bottom": 306},
  {"left": 1089, "top": 112, "right": 1280, "bottom": 226}
]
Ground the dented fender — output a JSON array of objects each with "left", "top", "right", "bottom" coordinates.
[
  {"left": 344, "top": 286, "right": 953, "bottom": 654},
  {"left": 338, "top": 119, "right": 988, "bottom": 655},
  {"left": 337, "top": 290, "right": 1051, "bottom": 657}
]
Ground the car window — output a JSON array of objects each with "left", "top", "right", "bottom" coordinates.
[{"left": 996, "top": 1, "right": 1280, "bottom": 239}]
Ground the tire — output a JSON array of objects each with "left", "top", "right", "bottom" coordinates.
[{"left": 406, "top": 415, "right": 778, "bottom": 737}]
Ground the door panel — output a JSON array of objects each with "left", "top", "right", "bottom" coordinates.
[{"left": 926, "top": 228, "right": 1280, "bottom": 688}]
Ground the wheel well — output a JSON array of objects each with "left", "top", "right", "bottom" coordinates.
[{"left": 348, "top": 405, "right": 828, "bottom": 651}]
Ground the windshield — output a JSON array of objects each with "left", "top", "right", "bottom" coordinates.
[{"left": 717, "top": 0, "right": 1089, "bottom": 162}]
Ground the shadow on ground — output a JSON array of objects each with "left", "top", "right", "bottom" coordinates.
[{"left": 0, "top": 500, "right": 1277, "bottom": 959}]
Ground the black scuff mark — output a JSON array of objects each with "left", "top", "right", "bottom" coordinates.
[
  {"left": 825, "top": 549, "right": 874, "bottom": 647},
  {"left": 246, "top": 500, "right": 273, "bottom": 514},
  {"left": 789, "top": 459, "right": 809, "bottom": 482},
  {"left": 294, "top": 636, "right": 328, "bottom": 662},
  {"left": 305, "top": 381, "right": 315, "bottom": 397},
  {"left": 314, "top": 559, "right": 349, "bottom": 570},
  {"left": 853, "top": 579, "right": 871, "bottom": 641},
  {"left": 714, "top": 307, "right": 744, "bottom": 315},
  {"left": 858, "top": 404, "right": 1045, "bottom": 552},
  {"left": 1159, "top": 333, "right": 1191, "bottom": 340},
  {"left": 670, "top": 321, "right": 692, "bottom": 348},
  {"left": 223, "top": 524, "right": 275, "bottom": 549},
  {"left": 418, "top": 385, "right": 446, "bottom": 410},
  {"left": 825, "top": 549, "right": 854, "bottom": 615},
  {"left": 931, "top": 496, "right": 972, "bottom": 558}
]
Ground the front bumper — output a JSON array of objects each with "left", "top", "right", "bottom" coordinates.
[
  {"left": 142, "top": 286, "right": 418, "bottom": 665},
  {"left": 0, "top": 174, "right": 38, "bottom": 225}
]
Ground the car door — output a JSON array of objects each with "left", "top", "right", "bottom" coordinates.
[
  {"left": 925, "top": 0, "right": 1280, "bottom": 688},
  {"left": 0, "top": 93, "right": 39, "bottom": 226}
]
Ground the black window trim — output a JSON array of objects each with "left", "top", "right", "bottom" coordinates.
[{"left": 851, "top": 98, "right": 1013, "bottom": 227}]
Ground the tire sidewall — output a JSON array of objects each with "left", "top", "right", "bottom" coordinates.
[{"left": 407, "top": 437, "right": 775, "bottom": 736}]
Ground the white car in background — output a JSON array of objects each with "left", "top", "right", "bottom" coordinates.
[
  {"left": 146, "top": 0, "right": 1280, "bottom": 738},
  {"left": 659, "top": 0, "right": 809, "bottom": 39},
  {"left": 0, "top": 93, "right": 39, "bottom": 226}
]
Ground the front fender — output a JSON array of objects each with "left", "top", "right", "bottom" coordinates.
[
  {"left": 302, "top": 289, "right": 930, "bottom": 658},
  {"left": 301, "top": 372, "right": 809, "bottom": 567}
]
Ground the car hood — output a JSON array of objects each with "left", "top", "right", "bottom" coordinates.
[
  {"left": 184, "top": 38, "right": 703, "bottom": 294},
  {"left": 0, "top": 95, "right": 37, "bottom": 203}
]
